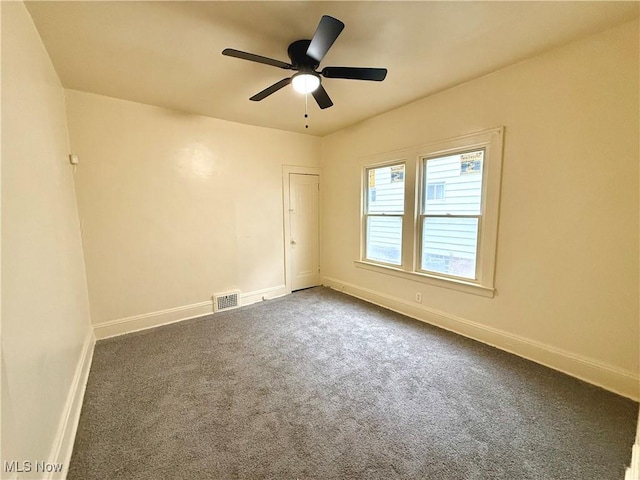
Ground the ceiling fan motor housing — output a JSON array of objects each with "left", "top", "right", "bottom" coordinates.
[{"left": 287, "top": 40, "right": 319, "bottom": 71}]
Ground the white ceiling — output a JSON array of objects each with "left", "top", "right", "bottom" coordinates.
[{"left": 25, "top": 1, "right": 639, "bottom": 137}]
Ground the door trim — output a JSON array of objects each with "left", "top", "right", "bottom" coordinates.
[{"left": 282, "top": 165, "right": 321, "bottom": 295}]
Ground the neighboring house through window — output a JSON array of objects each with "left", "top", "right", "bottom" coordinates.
[
  {"left": 420, "top": 150, "right": 484, "bottom": 280},
  {"left": 426, "top": 182, "right": 445, "bottom": 201},
  {"left": 364, "top": 163, "right": 405, "bottom": 266}
]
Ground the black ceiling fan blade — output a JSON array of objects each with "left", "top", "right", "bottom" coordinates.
[
  {"left": 222, "top": 48, "right": 293, "bottom": 70},
  {"left": 306, "top": 16, "right": 345, "bottom": 63},
  {"left": 311, "top": 84, "right": 333, "bottom": 109},
  {"left": 250, "top": 78, "right": 292, "bottom": 101},
  {"left": 322, "top": 66, "right": 387, "bottom": 81}
]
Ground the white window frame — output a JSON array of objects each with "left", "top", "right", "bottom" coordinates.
[
  {"left": 356, "top": 127, "right": 504, "bottom": 298},
  {"left": 362, "top": 160, "right": 407, "bottom": 267}
]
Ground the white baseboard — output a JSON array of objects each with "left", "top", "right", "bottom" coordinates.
[
  {"left": 322, "top": 276, "right": 639, "bottom": 401},
  {"left": 47, "top": 330, "right": 95, "bottom": 479},
  {"left": 240, "top": 284, "right": 287, "bottom": 307},
  {"left": 93, "top": 284, "right": 288, "bottom": 340},
  {"left": 93, "top": 301, "right": 214, "bottom": 340}
]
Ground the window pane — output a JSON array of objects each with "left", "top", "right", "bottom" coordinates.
[
  {"left": 421, "top": 217, "right": 478, "bottom": 279},
  {"left": 423, "top": 150, "right": 483, "bottom": 215},
  {"left": 367, "top": 164, "right": 405, "bottom": 214},
  {"left": 366, "top": 216, "right": 402, "bottom": 265}
]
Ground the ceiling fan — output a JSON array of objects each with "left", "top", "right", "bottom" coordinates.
[{"left": 222, "top": 15, "right": 387, "bottom": 109}]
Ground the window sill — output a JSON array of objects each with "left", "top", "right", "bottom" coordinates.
[{"left": 354, "top": 260, "right": 495, "bottom": 298}]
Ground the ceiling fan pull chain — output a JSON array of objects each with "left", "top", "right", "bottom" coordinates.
[{"left": 304, "top": 93, "right": 309, "bottom": 129}]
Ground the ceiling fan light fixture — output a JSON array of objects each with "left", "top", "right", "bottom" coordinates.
[{"left": 292, "top": 73, "right": 320, "bottom": 94}]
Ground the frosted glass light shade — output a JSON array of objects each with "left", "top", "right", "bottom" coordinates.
[{"left": 292, "top": 73, "right": 320, "bottom": 94}]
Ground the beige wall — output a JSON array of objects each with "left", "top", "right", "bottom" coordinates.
[
  {"left": 65, "top": 91, "right": 321, "bottom": 327},
  {"left": 1, "top": 2, "right": 93, "bottom": 476},
  {"left": 320, "top": 21, "right": 639, "bottom": 398}
]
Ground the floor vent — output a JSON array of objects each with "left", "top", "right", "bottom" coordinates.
[{"left": 213, "top": 290, "right": 241, "bottom": 312}]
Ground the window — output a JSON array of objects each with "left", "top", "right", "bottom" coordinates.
[
  {"left": 426, "top": 182, "right": 445, "bottom": 201},
  {"left": 420, "top": 150, "right": 484, "bottom": 280},
  {"left": 364, "top": 163, "right": 405, "bottom": 265},
  {"left": 358, "top": 127, "right": 503, "bottom": 297}
]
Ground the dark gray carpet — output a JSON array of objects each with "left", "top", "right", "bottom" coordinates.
[{"left": 69, "top": 287, "right": 638, "bottom": 479}]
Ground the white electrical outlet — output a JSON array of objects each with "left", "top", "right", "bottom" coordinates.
[{"left": 415, "top": 292, "right": 422, "bottom": 303}]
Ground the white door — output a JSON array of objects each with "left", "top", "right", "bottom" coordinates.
[{"left": 289, "top": 173, "right": 320, "bottom": 291}]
